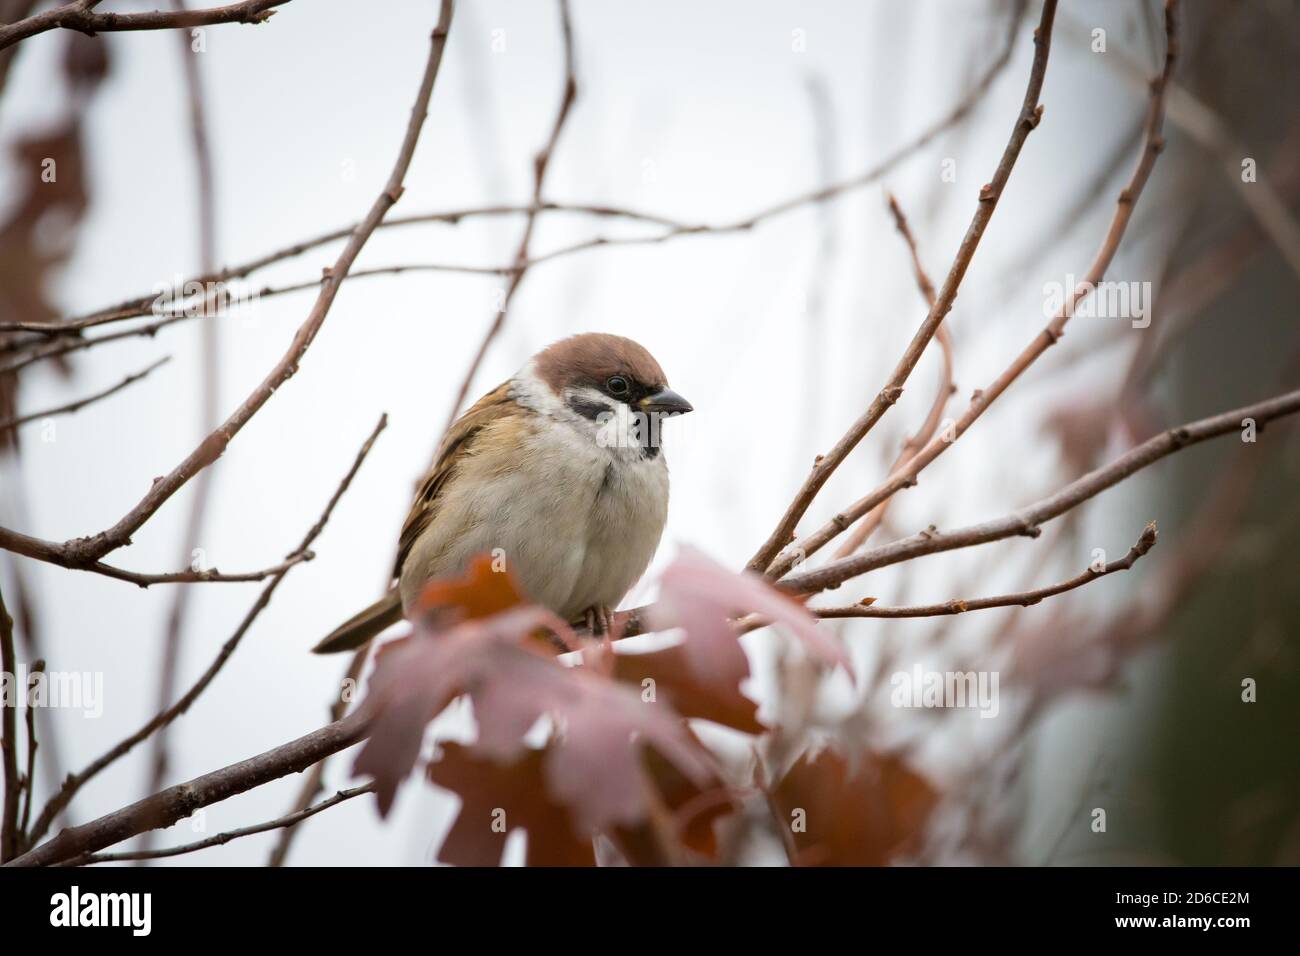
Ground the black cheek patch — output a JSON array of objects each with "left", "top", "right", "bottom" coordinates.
[{"left": 567, "top": 396, "right": 612, "bottom": 421}]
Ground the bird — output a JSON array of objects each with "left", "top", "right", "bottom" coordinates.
[{"left": 313, "top": 332, "right": 692, "bottom": 653}]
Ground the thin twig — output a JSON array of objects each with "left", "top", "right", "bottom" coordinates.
[
  {"left": 1, "top": 312, "right": 191, "bottom": 374},
  {"left": 589, "top": 383, "right": 1300, "bottom": 642},
  {"left": 766, "top": 0, "right": 1180, "bottom": 579},
  {"left": 142, "top": 0, "right": 223, "bottom": 847},
  {"left": 0, "top": 0, "right": 1030, "bottom": 341},
  {"left": 834, "top": 194, "right": 954, "bottom": 557},
  {"left": 816, "top": 522, "right": 1156, "bottom": 618},
  {"left": 22, "top": 415, "right": 386, "bottom": 851},
  {"left": 1121, "top": 122, "right": 1300, "bottom": 405},
  {"left": 74, "top": 550, "right": 314, "bottom": 587},
  {"left": 18, "top": 659, "right": 43, "bottom": 849},
  {"left": 0, "top": 585, "right": 18, "bottom": 861},
  {"left": 0, "top": 0, "right": 47, "bottom": 96},
  {"left": 0, "top": 0, "right": 455, "bottom": 576},
  {"left": 62, "top": 783, "right": 375, "bottom": 866},
  {"left": 18, "top": 381, "right": 1300, "bottom": 867},
  {"left": 439, "top": 0, "right": 577, "bottom": 435},
  {"left": 8, "top": 711, "right": 371, "bottom": 867},
  {"left": 488, "top": 0, "right": 1034, "bottom": 291},
  {"left": 266, "top": 645, "right": 369, "bottom": 867},
  {"left": 0, "top": 356, "right": 169, "bottom": 433},
  {"left": 0, "top": 205, "right": 693, "bottom": 338},
  {"left": 1, "top": 262, "right": 510, "bottom": 374},
  {"left": 0, "top": 0, "right": 289, "bottom": 51},
  {"left": 0, "top": 547, "right": 66, "bottom": 844},
  {"left": 747, "top": 0, "right": 1057, "bottom": 575},
  {"left": 796, "top": 73, "right": 840, "bottom": 488},
  {"left": 1061, "top": 11, "right": 1300, "bottom": 283},
  {"left": 778, "top": 382, "right": 1295, "bottom": 597}
]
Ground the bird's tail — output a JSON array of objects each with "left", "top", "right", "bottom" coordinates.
[{"left": 312, "top": 588, "right": 404, "bottom": 654}]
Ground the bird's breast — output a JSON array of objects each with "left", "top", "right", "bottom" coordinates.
[{"left": 399, "top": 416, "right": 669, "bottom": 621}]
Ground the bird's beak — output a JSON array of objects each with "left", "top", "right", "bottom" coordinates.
[{"left": 639, "top": 387, "right": 693, "bottom": 415}]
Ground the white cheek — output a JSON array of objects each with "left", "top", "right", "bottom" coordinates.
[
  {"left": 560, "top": 386, "right": 645, "bottom": 452},
  {"left": 511, "top": 365, "right": 658, "bottom": 461},
  {"left": 590, "top": 401, "right": 654, "bottom": 460},
  {"left": 510, "top": 361, "right": 569, "bottom": 417}
]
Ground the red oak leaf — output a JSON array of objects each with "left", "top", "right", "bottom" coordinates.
[
  {"left": 356, "top": 604, "right": 714, "bottom": 832},
  {"left": 489, "top": 658, "right": 714, "bottom": 832},
  {"left": 648, "top": 545, "right": 852, "bottom": 681},
  {"left": 414, "top": 552, "right": 528, "bottom": 621},
  {"left": 767, "top": 747, "right": 938, "bottom": 866},
  {"left": 606, "top": 642, "right": 765, "bottom": 734},
  {"left": 427, "top": 743, "right": 595, "bottom": 867},
  {"left": 610, "top": 738, "right": 741, "bottom": 863},
  {"left": 354, "top": 605, "right": 572, "bottom": 816}
]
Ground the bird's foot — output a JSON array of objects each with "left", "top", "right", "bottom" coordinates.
[{"left": 582, "top": 604, "right": 615, "bottom": 638}]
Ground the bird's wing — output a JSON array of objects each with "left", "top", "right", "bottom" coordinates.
[{"left": 393, "top": 380, "right": 518, "bottom": 578}]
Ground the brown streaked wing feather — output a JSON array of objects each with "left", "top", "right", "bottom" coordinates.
[{"left": 393, "top": 381, "right": 517, "bottom": 578}]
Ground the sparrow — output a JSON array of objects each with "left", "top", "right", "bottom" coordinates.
[{"left": 313, "top": 332, "right": 692, "bottom": 653}]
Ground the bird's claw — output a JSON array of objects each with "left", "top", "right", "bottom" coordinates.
[{"left": 583, "top": 604, "right": 615, "bottom": 637}]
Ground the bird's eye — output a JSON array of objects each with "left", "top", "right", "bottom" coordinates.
[{"left": 605, "top": 375, "right": 630, "bottom": 396}]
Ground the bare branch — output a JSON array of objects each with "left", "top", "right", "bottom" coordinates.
[
  {"left": 817, "top": 522, "right": 1157, "bottom": 619},
  {"left": 0, "top": 0, "right": 1030, "bottom": 341},
  {"left": 0, "top": 0, "right": 289, "bottom": 52},
  {"left": 1121, "top": 125, "right": 1300, "bottom": 404},
  {"left": 18, "top": 376, "right": 1297, "bottom": 866},
  {"left": 8, "top": 711, "right": 371, "bottom": 867},
  {"left": 63, "top": 783, "right": 375, "bottom": 866},
  {"left": 0, "top": 0, "right": 456, "bottom": 575},
  {"left": 0, "top": 585, "right": 18, "bottom": 861},
  {"left": 2, "top": 390, "right": 336, "bottom": 590},
  {"left": 766, "top": 0, "right": 1181, "bottom": 579},
  {"left": 0, "top": 553, "right": 65, "bottom": 843},
  {"left": 2, "top": 262, "right": 511, "bottom": 374},
  {"left": 1, "top": 314, "right": 190, "bottom": 374},
  {"left": 0, "top": 355, "right": 169, "bottom": 433},
  {"left": 746, "top": 0, "right": 1058, "bottom": 575},
  {"left": 82, "top": 550, "right": 313, "bottom": 587},
  {"left": 778, "top": 384, "right": 1297, "bottom": 597},
  {"left": 1064, "top": 10, "right": 1300, "bottom": 283},
  {"left": 22, "top": 414, "right": 386, "bottom": 850},
  {"left": 0, "top": 204, "right": 694, "bottom": 337},
  {"left": 504, "top": 0, "right": 1034, "bottom": 280},
  {"left": 18, "top": 659, "right": 43, "bottom": 849},
  {"left": 439, "top": 0, "right": 578, "bottom": 435},
  {"left": 266, "top": 645, "right": 368, "bottom": 866},
  {"left": 834, "top": 194, "right": 954, "bottom": 557},
  {"left": 143, "top": 0, "right": 225, "bottom": 843}
]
